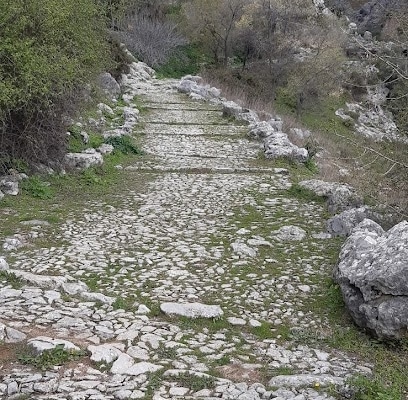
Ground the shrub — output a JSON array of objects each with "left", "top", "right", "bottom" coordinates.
[
  {"left": 155, "top": 44, "right": 204, "bottom": 78},
  {"left": 0, "top": 0, "right": 110, "bottom": 173},
  {"left": 105, "top": 135, "right": 142, "bottom": 154},
  {"left": 18, "top": 344, "right": 85, "bottom": 370},
  {"left": 21, "top": 176, "right": 54, "bottom": 199},
  {"left": 115, "top": 14, "right": 187, "bottom": 67}
]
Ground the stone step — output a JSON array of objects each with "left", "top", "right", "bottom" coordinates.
[
  {"left": 145, "top": 102, "right": 221, "bottom": 111},
  {"left": 138, "top": 134, "right": 261, "bottom": 160},
  {"left": 139, "top": 123, "right": 247, "bottom": 136},
  {"left": 144, "top": 109, "right": 226, "bottom": 125},
  {"left": 125, "top": 164, "right": 287, "bottom": 174}
]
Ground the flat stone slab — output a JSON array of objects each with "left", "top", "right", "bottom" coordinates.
[
  {"left": 28, "top": 336, "right": 80, "bottom": 354},
  {"left": 110, "top": 354, "right": 162, "bottom": 376},
  {"left": 274, "top": 225, "right": 307, "bottom": 241},
  {"left": 160, "top": 302, "right": 223, "bottom": 318},
  {"left": 268, "top": 374, "right": 344, "bottom": 388},
  {"left": 88, "top": 343, "right": 124, "bottom": 364},
  {"left": 145, "top": 109, "right": 225, "bottom": 125},
  {"left": 141, "top": 122, "right": 247, "bottom": 136}
]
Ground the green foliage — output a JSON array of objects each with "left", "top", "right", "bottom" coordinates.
[
  {"left": 0, "top": 271, "right": 24, "bottom": 289},
  {"left": 0, "top": 0, "right": 110, "bottom": 169},
  {"left": 275, "top": 87, "right": 298, "bottom": 112},
  {"left": 18, "top": 344, "right": 85, "bottom": 370},
  {"left": 156, "top": 44, "right": 204, "bottom": 78},
  {"left": 67, "top": 127, "right": 86, "bottom": 153},
  {"left": 105, "top": 135, "right": 143, "bottom": 155},
  {"left": 0, "top": 0, "right": 109, "bottom": 111},
  {"left": 21, "top": 176, "right": 53, "bottom": 199},
  {"left": 156, "top": 345, "right": 178, "bottom": 360},
  {"left": 172, "top": 372, "right": 216, "bottom": 392},
  {"left": 112, "top": 296, "right": 135, "bottom": 311},
  {"left": 304, "top": 158, "right": 319, "bottom": 174},
  {"left": 287, "top": 184, "right": 325, "bottom": 203},
  {"left": 251, "top": 322, "right": 276, "bottom": 340},
  {"left": 349, "top": 375, "right": 402, "bottom": 400}
]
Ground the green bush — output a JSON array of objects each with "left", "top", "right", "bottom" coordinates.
[
  {"left": 0, "top": 0, "right": 110, "bottom": 172},
  {"left": 0, "top": 0, "right": 108, "bottom": 109},
  {"left": 18, "top": 344, "right": 86, "bottom": 371},
  {"left": 155, "top": 44, "right": 204, "bottom": 78},
  {"left": 105, "top": 135, "right": 142, "bottom": 154},
  {"left": 21, "top": 176, "right": 54, "bottom": 199}
]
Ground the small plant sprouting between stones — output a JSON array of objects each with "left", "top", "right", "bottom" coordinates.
[
  {"left": 0, "top": 271, "right": 24, "bottom": 289},
  {"left": 21, "top": 176, "right": 53, "bottom": 199},
  {"left": 172, "top": 372, "right": 216, "bottom": 392},
  {"left": 347, "top": 374, "right": 402, "bottom": 400},
  {"left": 287, "top": 183, "right": 325, "bottom": 203},
  {"left": 18, "top": 344, "right": 86, "bottom": 370},
  {"left": 105, "top": 135, "right": 143, "bottom": 155}
]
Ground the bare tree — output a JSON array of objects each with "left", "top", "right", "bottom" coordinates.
[
  {"left": 183, "top": 0, "right": 245, "bottom": 65},
  {"left": 115, "top": 14, "right": 187, "bottom": 67}
]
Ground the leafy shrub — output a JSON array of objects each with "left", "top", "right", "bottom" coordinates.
[
  {"left": 105, "top": 136, "right": 142, "bottom": 154},
  {"left": 21, "top": 176, "right": 53, "bottom": 199},
  {"left": 0, "top": 0, "right": 110, "bottom": 173},
  {"left": 18, "top": 344, "right": 85, "bottom": 370},
  {"left": 156, "top": 44, "right": 204, "bottom": 78},
  {"left": 349, "top": 375, "right": 402, "bottom": 400},
  {"left": 0, "top": 271, "right": 24, "bottom": 289},
  {"left": 287, "top": 183, "right": 325, "bottom": 203}
]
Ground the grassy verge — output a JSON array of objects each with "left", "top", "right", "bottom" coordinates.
[
  {"left": 0, "top": 140, "right": 144, "bottom": 240},
  {"left": 304, "top": 279, "right": 408, "bottom": 399}
]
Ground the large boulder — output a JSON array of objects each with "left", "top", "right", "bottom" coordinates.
[
  {"left": 264, "top": 133, "right": 308, "bottom": 163},
  {"left": 248, "top": 121, "right": 276, "bottom": 139},
  {"left": 177, "top": 76, "right": 221, "bottom": 100},
  {"left": 222, "top": 101, "right": 259, "bottom": 125},
  {"left": 327, "top": 206, "right": 382, "bottom": 236},
  {"left": 298, "top": 179, "right": 363, "bottom": 213},
  {"left": 64, "top": 149, "right": 103, "bottom": 170},
  {"left": 334, "top": 219, "right": 408, "bottom": 340},
  {"left": 96, "top": 72, "right": 121, "bottom": 99},
  {"left": 0, "top": 176, "right": 19, "bottom": 196}
]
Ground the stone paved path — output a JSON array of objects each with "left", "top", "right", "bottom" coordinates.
[{"left": 0, "top": 66, "right": 372, "bottom": 399}]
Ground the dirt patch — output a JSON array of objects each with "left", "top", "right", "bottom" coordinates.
[{"left": 217, "top": 363, "right": 263, "bottom": 384}]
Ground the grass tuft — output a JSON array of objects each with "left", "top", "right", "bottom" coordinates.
[{"left": 18, "top": 344, "right": 86, "bottom": 370}]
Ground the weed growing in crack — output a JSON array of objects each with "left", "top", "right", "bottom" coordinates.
[
  {"left": 287, "top": 183, "right": 325, "bottom": 203},
  {"left": 0, "top": 271, "right": 24, "bottom": 289},
  {"left": 18, "top": 344, "right": 86, "bottom": 370},
  {"left": 21, "top": 176, "right": 54, "bottom": 199},
  {"left": 171, "top": 372, "right": 216, "bottom": 392}
]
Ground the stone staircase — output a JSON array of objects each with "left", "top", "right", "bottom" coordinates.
[{"left": 0, "top": 66, "right": 372, "bottom": 400}]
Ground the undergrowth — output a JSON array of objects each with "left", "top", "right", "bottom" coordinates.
[
  {"left": 18, "top": 344, "right": 86, "bottom": 370},
  {"left": 155, "top": 44, "right": 205, "bottom": 78},
  {"left": 309, "top": 279, "right": 408, "bottom": 400}
]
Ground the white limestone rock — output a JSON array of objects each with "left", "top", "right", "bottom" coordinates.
[
  {"left": 160, "top": 302, "right": 223, "bottom": 319},
  {"left": 88, "top": 344, "right": 123, "bottom": 364},
  {"left": 231, "top": 241, "right": 257, "bottom": 257},
  {"left": 81, "top": 291, "right": 115, "bottom": 305},
  {"left": 97, "top": 144, "right": 114, "bottom": 155},
  {"left": 0, "top": 257, "right": 9, "bottom": 271},
  {"left": 64, "top": 149, "right": 103, "bottom": 171},
  {"left": 111, "top": 354, "right": 162, "bottom": 376},
  {"left": 97, "top": 72, "right": 121, "bottom": 99},
  {"left": 11, "top": 270, "right": 67, "bottom": 289},
  {"left": 28, "top": 336, "right": 80, "bottom": 354},
  {"left": 0, "top": 176, "right": 19, "bottom": 195},
  {"left": 268, "top": 374, "right": 344, "bottom": 388},
  {"left": 274, "top": 226, "right": 307, "bottom": 241},
  {"left": 335, "top": 219, "right": 408, "bottom": 340},
  {"left": 264, "top": 132, "right": 308, "bottom": 163}
]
